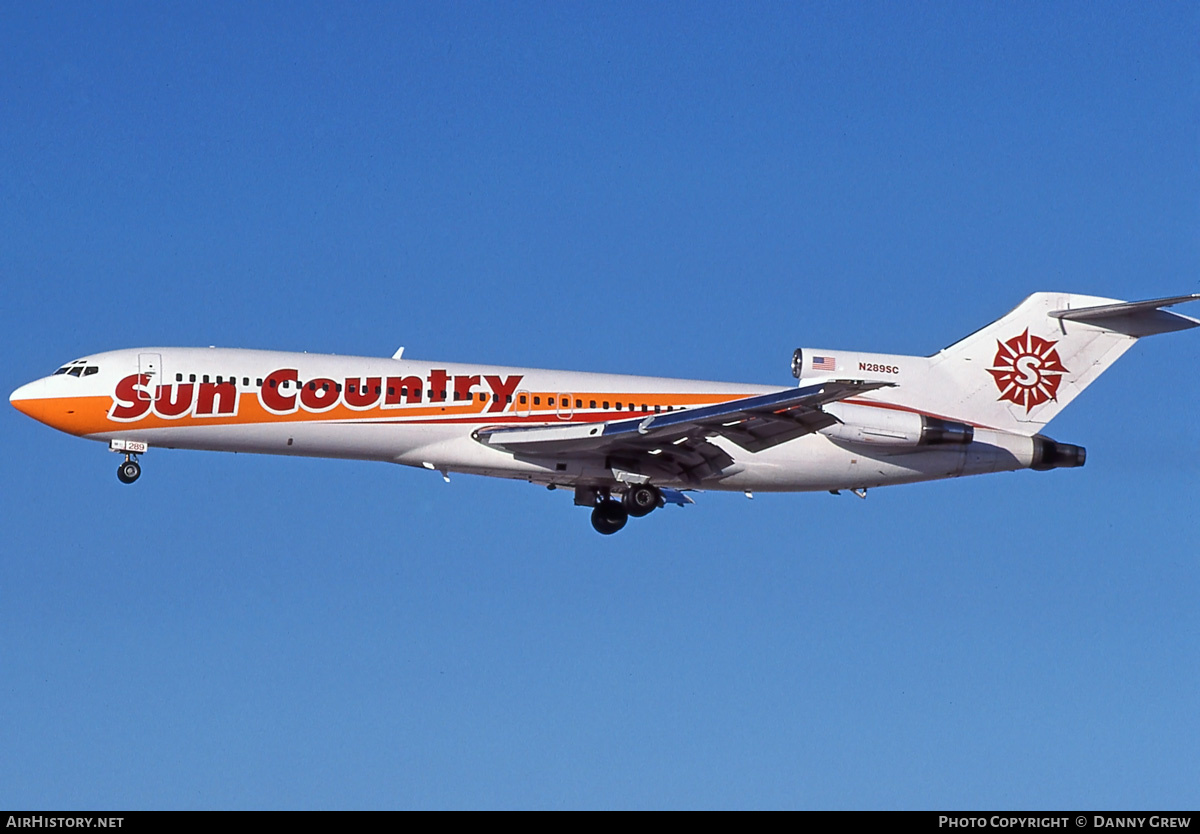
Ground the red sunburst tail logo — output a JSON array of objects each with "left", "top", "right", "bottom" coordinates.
[{"left": 987, "top": 329, "right": 1069, "bottom": 413}]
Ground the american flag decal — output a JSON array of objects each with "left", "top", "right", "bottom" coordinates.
[{"left": 812, "top": 356, "right": 836, "bottom": 371}]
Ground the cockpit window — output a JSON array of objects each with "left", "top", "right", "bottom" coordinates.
[{"left": 53, "top": 360, "right": 97, "bottom": 377}]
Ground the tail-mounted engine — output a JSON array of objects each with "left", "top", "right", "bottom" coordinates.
[
  {"left": 1031, "top": 435, "right": 1087, "bottom": 470},
  {"left": 818, "top": 402, "right": 974, "bottom": 449}
]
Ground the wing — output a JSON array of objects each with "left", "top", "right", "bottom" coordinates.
[{"left": 475, "top": 380, "right": 892, "bottom": 484}]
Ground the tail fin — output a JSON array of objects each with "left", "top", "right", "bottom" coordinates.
[{"left": 922, "top": 292, "right": 1198, "bottom": 435}]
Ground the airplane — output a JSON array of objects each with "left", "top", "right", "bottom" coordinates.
[{"left": 10, "top": 291, "right": 1199, "bottom": 534}]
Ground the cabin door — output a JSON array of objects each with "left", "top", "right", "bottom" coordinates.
[{"left": 137, "top": 353, "right": 163, "bottom": 402}]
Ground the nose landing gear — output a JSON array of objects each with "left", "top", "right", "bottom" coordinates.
[
  {"left": 117, "top": 457, "right": 141, "bottom": 484},
  {"left": 109, "top": 439, "right": 148, "bottom": 485}
]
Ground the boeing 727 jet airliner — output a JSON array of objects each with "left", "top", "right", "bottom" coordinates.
[{"left": 11, "top": 292, "right": 1199, "bottom": 533}]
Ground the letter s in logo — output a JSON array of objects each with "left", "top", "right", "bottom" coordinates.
[
  {"left": 1014, "top": 355, "right": 1042, "bottom": 387},
  {"left": 109, "top": 374, "right": 152, "bottom": 421}
]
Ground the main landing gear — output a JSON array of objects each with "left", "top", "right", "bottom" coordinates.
[
  {"left": 587, "top": 484, "right": 663, "bottom": 535},
  {"left": 117, "top": 456, "right": 141, "bottom": 484},
  {"left": 591, "top": 500, "right": 628, "bottom": 535}
]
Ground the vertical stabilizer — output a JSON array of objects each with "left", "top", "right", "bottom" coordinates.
[{"left": 918, "top": 292, "right": 1198, "bottom": 435}]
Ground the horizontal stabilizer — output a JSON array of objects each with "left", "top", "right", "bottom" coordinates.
[{"left": 1049, "top": 294, "right": 1200, "bottom": 336}]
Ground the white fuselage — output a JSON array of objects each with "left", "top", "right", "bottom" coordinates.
[{"left": 10, "top": 346, "right": 1041, "bottom": 494}]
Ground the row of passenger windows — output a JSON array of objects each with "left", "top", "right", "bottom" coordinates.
[
  {"left": 168, "top": 372, "right": 679, "bottom": 412},
  {"left": 176, "top": 373, "right": 262, "bottom": 386}
]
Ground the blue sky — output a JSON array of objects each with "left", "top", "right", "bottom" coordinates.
[{"left": 1, "top": 2, "right": 1197, "bottom": 809}]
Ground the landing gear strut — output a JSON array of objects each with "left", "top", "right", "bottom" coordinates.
[
  {"left": 117, "top": 456, "right": 141, "bottom": 484},
  {"left": 590, "top": 499, "right": 628, "bottom": 535}
]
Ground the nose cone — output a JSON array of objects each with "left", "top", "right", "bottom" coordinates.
[
  {"left": 12, "top": 376, "right": 106, "bottom": 436},
  {"left": 10, "top": 379, "right": 45, "bottom": 418}
]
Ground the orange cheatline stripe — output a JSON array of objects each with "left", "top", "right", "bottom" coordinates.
[{"left": 15, "top": 390, "right": 753, "bottom": 437}]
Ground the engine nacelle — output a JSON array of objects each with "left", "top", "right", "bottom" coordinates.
[
  {"left": 1031, "top": 435, "right": 1087, "bottom": 470},
  {"left": 819, "top": 402, "right": 974, "bottom": 449}
]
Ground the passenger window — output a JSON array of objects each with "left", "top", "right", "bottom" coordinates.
[
  {"left": 533, "top": 396, "right": 540, "bottom": 405},
  {"left": 176, "top": 373, "right": 183, "bottom": 382},
  {"left": 590, "top": 400, "right": 596, "bottom": 409},
  {"left": 576, "top": 399, "right": 582, "bottom": 409},
  {"left": 270, "top": 380, "right": 277, "bottom": 388},
  {"left": 203, "top": 375, "right": 210, "bottom": 383},
  {"left": 603, "top": 401, "right": 609, "bottom": 409},
  {"left": 654, "top": 405, "right": 661, "bottom": 413},
  {"left": 243, "top": 377, "right": 250, "bottom": 386},
  {"left": 257, "top": 379, "right": 263, "bottom": 386},
  {"left": 389, "top": 387, "right": 396, "bottom": 396},
  {"left": 190, "top": 374, "right": 197, "bottom": 383},
  {"left": 520, "top": 395, "right": 527, "bottom": 405},
  {"left": 216, "top": 376, "right": 223, "bottom": 384}
]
